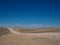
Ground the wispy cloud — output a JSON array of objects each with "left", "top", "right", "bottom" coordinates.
[
  {"left": 0, "top": 24, "right": 57, "bottom": 28},
  {"left": 0, "top": 24, "right": 43, "bottom": 28}
]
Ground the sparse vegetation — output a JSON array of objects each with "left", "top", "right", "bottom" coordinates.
[
  {"left": 13, "top": 28, "right": 60, "bottom": 33},
  {"left": 0, "top": 27, "right": 10, "bottom": 36}
]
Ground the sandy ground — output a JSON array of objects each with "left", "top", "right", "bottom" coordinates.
[
  {"left": 0, "top": 33, "right": 60, "bottom": 45},
  {"left": 0, "top": 28, "right": 60, "bottom": 45},
  {"left": 8, "top": 28, "right": 60, "bottom": 39},
  {"left": 0, "top": 34, "right": 57, "bottom": 45}
]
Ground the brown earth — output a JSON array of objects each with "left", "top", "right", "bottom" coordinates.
[
  {"left": 0, "top": 27, "right": 10, "bottom": 36},
  {"left": 13, "top": 28, "right": 60, "bottom": 33},
  {"left": 0, "top": 34, "right": 58, "bottom": 45},
  {"left": 0, "top": 27, "right": 60, "bottom": 45}
]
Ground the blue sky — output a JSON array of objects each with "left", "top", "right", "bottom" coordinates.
[{"left": 0, "top": 0, "right": 60, "bottom": 28}]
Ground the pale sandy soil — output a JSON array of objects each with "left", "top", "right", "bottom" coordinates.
[
  {"left": 0, "top": 33, "right": 60, "bottom": 45},
  {"left": 0, "top": 34, "right": 57, "bottom": 45},
  {"left": 0, "top": 28, "right": 60, "bottom": 45}
]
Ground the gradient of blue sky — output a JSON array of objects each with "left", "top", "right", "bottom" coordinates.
[{"left": 0, "top": 0, "right": 60, "bottom": 28}]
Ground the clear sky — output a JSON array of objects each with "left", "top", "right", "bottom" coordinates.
[{"left": 0, "top": 0, "right": 60, "bottom": 28}]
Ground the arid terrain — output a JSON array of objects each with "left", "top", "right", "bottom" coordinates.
[
  {"left": 13, "top": 28, "right": 60, "bottom": 33},
  {"left": 0, "top": 27, "right": 60, "bottom": 45}
]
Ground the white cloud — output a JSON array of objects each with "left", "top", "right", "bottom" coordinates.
[
  {"left": 29, "top": 24, "right": 43, "bottom": 26},
  {"left": 0, "top": 24, "right": 44, "bottom": 28},
  {"left": 0, "top": 24, "right": 57, "bottom": 28}
]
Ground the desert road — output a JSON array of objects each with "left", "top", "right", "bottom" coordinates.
[{"left": 8, "top": 28, "right": 21, "bottom": 34}]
